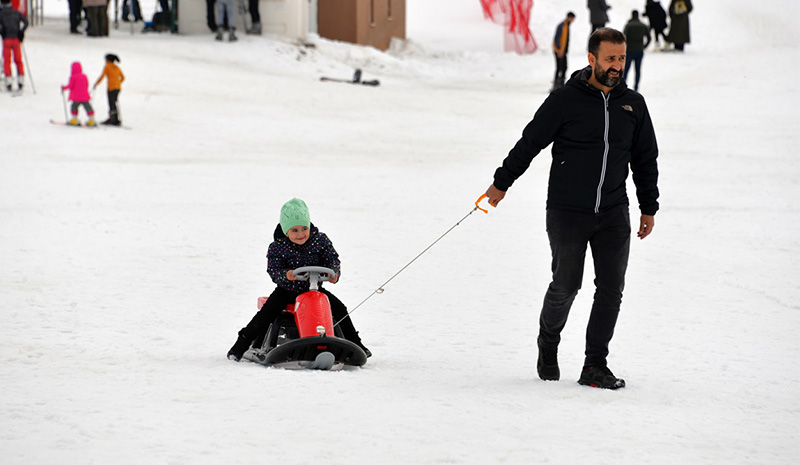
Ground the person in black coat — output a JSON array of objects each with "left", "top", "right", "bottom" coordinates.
[
  {"left": 68, "top": 0, "right": 83, "bottom": 33},
  {"left": 666, "top": 0, "right": 692, "bottom": 51},
  {"left": 485, "top": 28, "right": 660, "bottom": 390},
  {"left": 643, "top": 0, "right": 668, "bottom": 49},
  {"left": 587, "top": 0, "right": 611, "bottom": 33},
  {"left": 0, "top": 0, "right": 28, "bottom": 91}
]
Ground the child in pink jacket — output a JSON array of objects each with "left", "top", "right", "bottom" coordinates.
[{"left": 61, "top": 62, "right": 96, "bottom": 126}]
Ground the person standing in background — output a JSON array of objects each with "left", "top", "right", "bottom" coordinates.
[
  {"left": 68, "top": 0, "right": 83, "bottom": 33},
  {"left": 551, "top": 11, "right": 575, "bottom": 92},
  {"left": 643, "top": 0, "right": 668, "bottom": 50},
  {"left": 246, "top": 0, "right": 261, "bottom": 35},
  {"left": 666, "top": 0, "right": 692, "bottom": 51},
  {"left": 0, "top": 0, "right": 28, "bottom": 92},
  {"left": 623, "top": 10, "right": 650, "bottom": 91},
  {"left": 587, "top": 0, "right": 611, "bottom": 33}
]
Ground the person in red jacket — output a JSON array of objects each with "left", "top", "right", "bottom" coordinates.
[{"left": 0, "top": 0, "right": 28, "bottom": 92}]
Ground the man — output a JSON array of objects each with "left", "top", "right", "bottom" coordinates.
[
  {"left": 0, "top": 0, "right": 28, "bottom": 91},
  {"left": 623, "top": 10, "right": 650, "bottom": 91},
  {"left": 551, "top": 12, "right": 575, "bottom": 92},
  {"left": 587, "top": 0, "right": 611, "bottom": 33},
  {"left": 485, "top": 28, "right": 659, "bottom": 390}
]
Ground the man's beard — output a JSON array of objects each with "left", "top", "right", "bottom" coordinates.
[{"left": 594, "top": 65, "right": 623, "bottom": 88}]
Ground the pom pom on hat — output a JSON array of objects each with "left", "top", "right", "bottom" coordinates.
[{"left": 280, "top": 198, "right": 310, "bottom": 235}]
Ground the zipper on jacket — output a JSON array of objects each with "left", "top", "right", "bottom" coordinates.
[{"left": 595, "top": 92, "right": 610, "bottom": 213}]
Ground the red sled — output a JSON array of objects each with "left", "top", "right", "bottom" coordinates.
[{"left": 243, "top": 266, "right": 368, "bottom": 370}]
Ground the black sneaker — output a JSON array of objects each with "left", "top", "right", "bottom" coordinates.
[
  {"left": 578, "top": 365, "right": 626, "bottom": 390},
  {"left": 537, "top": 342, "right": 559, "bottom": 381},
  {"left": 227, "top": 335, "right": 251, "bottom": 362}
]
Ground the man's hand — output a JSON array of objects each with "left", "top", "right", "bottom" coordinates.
[
  {"left": 637, "top": 215, "right": 655, "bottom": 240},
  {"left": 485, "top": 184, "right": 506, "bottom": 207}
]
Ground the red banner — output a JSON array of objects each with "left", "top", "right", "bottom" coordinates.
[{"left": 480, "top": 0, "right": 538, "bottom": 54}]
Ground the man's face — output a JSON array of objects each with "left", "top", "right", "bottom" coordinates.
[{"left": 590, "top": 41, "right": 626, "bottom": 88}]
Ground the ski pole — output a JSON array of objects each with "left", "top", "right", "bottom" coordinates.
[
  {"left": 60, "top": 88, "right": 68, "bottom": 122},
  {"left": 21, "top": 43, "right": 35, "bottom": 94},
  {"left": 333, "top": 194, "right": 494, "bottom": 328}
]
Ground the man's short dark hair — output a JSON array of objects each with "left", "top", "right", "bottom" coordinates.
[
  {"left": 588, "top": 28, "right": 626, "bottom": 56},
  {"left": 567, "top": 12, "right": 576, "bottom": 19}
]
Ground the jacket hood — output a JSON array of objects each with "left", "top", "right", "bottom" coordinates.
[{"left": 71, "top": 62, "right": 83, "bottom": 75}]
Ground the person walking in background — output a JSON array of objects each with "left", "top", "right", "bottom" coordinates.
[
  {"left": 0, "top": 0, "right": 28, "bottom": 92},
  {"left": 666, "top": 0, "right": 692, "bottom": 51},
  {"left": 623, "top": 10, "right": 650, "bottom": 91},
  {"left": 83, "top": 0, "right": 109, "bottom": 37},
  {"left": 93, "top": 53, "right": 125, "bottom": 126},
  {"left": 484, "top": 28, "right": 660, "bottom": 390},
  {"left": 246, "top": 0, "right": 261, "bottom": 35},
  {"left": 68, "top": 0, "right": 83, "bottom": 33},
  {"left": 643, "top": 0, "right": 668, "bottom": 50},
  {"left": 215, "top": 0, "right": 237, "bottom": 41},
  {"left": 121, "top": 0, "right": 142, "bottom": 22},
  {"left": 551, "top": 11, "right": 575, "bottom": 92},
  {"left": 587, "top": 0, "right": 611, "bottom": 33},
  {"left": 62, "top": 61, "right": 96, "bottom": 126}
]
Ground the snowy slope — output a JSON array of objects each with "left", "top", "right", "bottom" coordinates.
[{"left": 1, "top": 0, "right": 798, "bottom": 464}]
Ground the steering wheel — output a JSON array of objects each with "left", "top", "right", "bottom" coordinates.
[{"left": 292, "top": 266, "right": 336, "bottom": 290}]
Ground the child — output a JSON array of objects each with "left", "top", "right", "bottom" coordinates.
[
  {"left": 61, "top": 62, "right": 95, "bottom": 126},
  {"left": 0, "top": 0, "right": 28, "bottom": 92},
  {"left": 93, "top": 53, "right": 125, "bottom": 126},
  {"left": 227, "top": 198, "right": 371, "bottom": 361}
]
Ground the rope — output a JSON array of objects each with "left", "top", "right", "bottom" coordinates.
[{"left": 333, "top": 205, "right": 481, "bottom": 327}]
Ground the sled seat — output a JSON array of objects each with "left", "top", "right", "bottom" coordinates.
[{"left": 257, "top": 296, "right": 295, "bottom": 313}]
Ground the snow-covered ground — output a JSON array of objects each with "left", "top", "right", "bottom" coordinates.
[{"left": 2, "top": 0, "right": 798, "bottom": 463}]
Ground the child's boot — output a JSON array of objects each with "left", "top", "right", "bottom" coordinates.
[
  {"left": 227, "top": 334, "right": 251, "bottom": 361},
  {"left": 5, "top": 76, "right": 11, "bottom": 92},
  {"left": 86, "top": 115, "right": 96, "bottom": 127},
  {"left": 17, "top": 75, "right": 23, "bottom": 92},
  {"left": 68, "top": 114, "right": 79, "bottom": 126}
]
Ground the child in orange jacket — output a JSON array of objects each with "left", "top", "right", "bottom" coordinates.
[{"left": 93, "top": 53, "right": 125, "bottom": 126}]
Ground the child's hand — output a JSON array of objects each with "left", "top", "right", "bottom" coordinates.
[
  {"left": 286, "top": 270, "right": 296, "bottom": 281},
  {"left": 329, "top": 273, "right": 339, "bottom": 284}
]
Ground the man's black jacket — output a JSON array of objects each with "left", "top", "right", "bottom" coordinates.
[{"left": 494, "top": 66, "right": 660, "bottom": 216}]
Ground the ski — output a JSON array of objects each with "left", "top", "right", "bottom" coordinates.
[
  {"left": 49, "top": 119, "right": 131, "bottom": 130},
  {"left": 49, "top": 118, "right": 97, "bottom": 128},
  {"left": 320, "top": 68, "right": 380, "bottom": 87}
]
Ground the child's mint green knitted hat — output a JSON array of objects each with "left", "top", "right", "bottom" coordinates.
[{"left": 280, "top": 198, "right": 310, "bottom": 234}]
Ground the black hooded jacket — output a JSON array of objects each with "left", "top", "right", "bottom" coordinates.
[{"left": 494, "top": 67, "right": 659, "bottom": 215}]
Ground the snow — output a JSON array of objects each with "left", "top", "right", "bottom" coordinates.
[{"left": 2, "top": 0, "right": 799, "bottom": 463}]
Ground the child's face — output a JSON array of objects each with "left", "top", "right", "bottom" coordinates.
[{"left": 286, "top": 225, "right": 310, "bottom": 245}]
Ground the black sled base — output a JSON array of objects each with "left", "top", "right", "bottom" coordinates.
[{"left": 253, "top": 336, "right": 368, "bottom": 370}]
